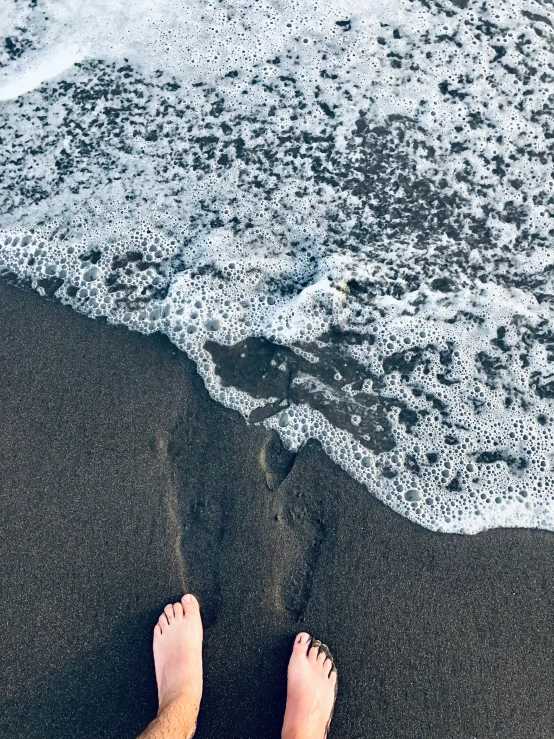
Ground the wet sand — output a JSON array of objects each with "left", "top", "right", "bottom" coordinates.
[{"left": 1, "top": 279, "right": 553, "bottom": 739}]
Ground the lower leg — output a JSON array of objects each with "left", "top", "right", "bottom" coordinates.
[
  {"left": 137, "top": 594, "right": 203, "bottom": 739},
  {"left": 137, "top": 699, "right": 198, "bottom": 739}
]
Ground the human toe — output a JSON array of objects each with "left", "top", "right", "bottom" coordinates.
[
  {"left": 293, "top": 632, "right": 311, "bottom": 652},
  {"left": 181, "top": 593, "right": 200, "bottom": 617},
  {"left": 173, "top": 601, "right": 184, "bottom": 619},
  {"left": 308, "top": 643, "right": 320, "bottom": 663},
  {"left": 317, "top": 649, "right": 327, "bottom": 665}
]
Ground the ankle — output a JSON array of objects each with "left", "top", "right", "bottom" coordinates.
[
  {"left": 155, "top": 697, "right": 198, "bottom": 739},
  {"left": 157, "top": 689, "right": 193, "bottom": 718}
]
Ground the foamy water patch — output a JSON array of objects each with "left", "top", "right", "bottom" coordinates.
[{"left": 1, "top": 0, "right": 554, "bottom": 533}]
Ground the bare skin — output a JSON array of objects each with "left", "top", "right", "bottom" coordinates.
[
  {"left": 137, "top": 594, "right": 203, "bottom": 739},
  {"left": 137, "top": 598, "right": 336, "bottom": 739},
  {"left": 281, "top": 632, "right": 337, "bottom": 739}
]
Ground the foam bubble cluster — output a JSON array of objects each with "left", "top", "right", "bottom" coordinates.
[{"left": 1, "top": 0, "right": 554, "bottom": 533}]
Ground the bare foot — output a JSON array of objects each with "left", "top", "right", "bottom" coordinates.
[
  {"left": 153, "top": 594, "right": 203, "bottom": 736},
  {"left": 281, "top": 632, "right": 338, "bottom": 739}
]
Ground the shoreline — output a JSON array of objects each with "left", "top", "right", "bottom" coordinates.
[{"left": 1, "top": 279, "right": 553, "bottom": 738}]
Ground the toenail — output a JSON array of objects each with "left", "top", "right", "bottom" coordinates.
[{"left": 183, "top": 594, "right": 193, "bottom": 602}]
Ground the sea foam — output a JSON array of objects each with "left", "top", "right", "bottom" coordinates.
[{"left": 1, "top": 0, "right": 553, "bottom": 533}]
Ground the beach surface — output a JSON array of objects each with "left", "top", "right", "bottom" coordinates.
[{"left": 1, "top": 279, "right": 553, "bottom": 739}]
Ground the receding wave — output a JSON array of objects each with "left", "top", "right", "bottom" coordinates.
[{"left": 1, "top": 0, "right": 554, "bottom": 532}]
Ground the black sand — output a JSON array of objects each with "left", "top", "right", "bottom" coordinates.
[{"left": 1, "top": 280, "right": 553, "bottom": 739}]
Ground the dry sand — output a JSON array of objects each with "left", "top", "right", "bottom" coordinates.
[{"left": 1, "top": 280, "right": 553, "bottom": 738}]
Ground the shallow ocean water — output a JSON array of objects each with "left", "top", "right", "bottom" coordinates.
[{"left": 1, "top": 0, "right": 553, "bottom": 533}]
